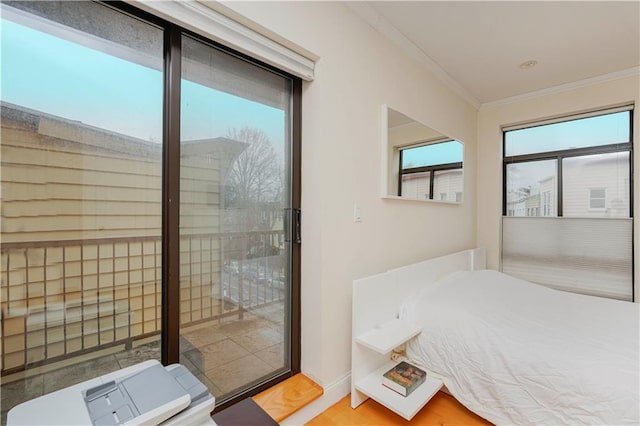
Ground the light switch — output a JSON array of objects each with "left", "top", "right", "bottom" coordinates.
[{"left": 354, "top": 205, "right": 362, "bottom": 222}]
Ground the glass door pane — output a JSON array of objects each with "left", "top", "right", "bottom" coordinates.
[
  {"left": 179, "top": 35, "right": 293, "bottom": 403},
  {"left": 1, "top": 1, "right": 163, "bottom": 422}
]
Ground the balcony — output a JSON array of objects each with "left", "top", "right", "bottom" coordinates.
[{"left": 0, "top": 231, "right": 287, "bottom": 422}]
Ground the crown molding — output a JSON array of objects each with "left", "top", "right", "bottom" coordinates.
[
  {"left": 346, "top": 2, "right": 481, "bottom": 110},
  {"left": 481, "top": 67, "right": 640, "bottom": 110}
]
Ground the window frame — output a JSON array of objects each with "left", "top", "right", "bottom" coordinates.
[
  {"left": 502, "top": 108, "right": 634, "bottom": 218},
  {"left": 398, "top": 140, "right": 463, "bottom": 199},
  {"left": 588, "top": 187, "right": 608, "bottom": 211}
]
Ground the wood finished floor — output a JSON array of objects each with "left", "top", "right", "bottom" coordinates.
[{"left": 306, "top": 392, "right": 493, "bottom": 426}]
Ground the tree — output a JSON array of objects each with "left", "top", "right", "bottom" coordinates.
[
  {"left": 224, "top": 126, "right": 283, "bottom": 232},
  {"left": 225, "top": 127, "right": 280, "bottom": 202},
  {"left": 223, "top": 126, "right": 284, "bottom": 267}
]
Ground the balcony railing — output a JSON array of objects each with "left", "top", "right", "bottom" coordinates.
[{"left": 0, "top": 231, "right": 286, "bottom": 375}]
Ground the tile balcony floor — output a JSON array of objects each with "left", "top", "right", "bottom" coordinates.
[{"left": 0, "top": 303, "right": 285, "bottom": 425}]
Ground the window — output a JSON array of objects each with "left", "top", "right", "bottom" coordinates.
[
  {"left": 504, "top": 109, "right": 631, "bottom": 218},
  {"left": 502, "top": 107, "right": 633, "bottom": 301},
  {"left": 399, "top": 140, "right": 463, "bottom": 201},
  {"left": 589, "top": 188, "right": 607, "bottom": 210}
]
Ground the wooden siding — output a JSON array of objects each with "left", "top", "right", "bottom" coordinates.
[
  {"left": 563, "top": 154, "right": 630, "bottom": 217},
  {"left": 1, "top": 129, "right": 230, "bottom": 242},
  {"left": 0, "top": 103, "right": 246, "bottom": 372}
]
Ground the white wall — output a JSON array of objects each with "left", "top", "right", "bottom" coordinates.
[
  {"left": 216, "top": 0, "right": 477, "bottom": 395},
  {"left": 477, "top": 76, "right": 639, "bottom": 300}
]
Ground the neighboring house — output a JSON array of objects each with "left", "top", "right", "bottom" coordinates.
[
  {"left": 563, "top": 154, "right": 630, "bottom": 218},
  {"left": 506, "top": 187, "right": 530, "bottom": 217},
  {"left": 433, "top": 169, "right": 464, "bottom": 202},
  {"left": 401, "top": 171, "right": 430, "bottom": 199},
  {"left": 401, "top": 169, "right": 463, "bottom": 201},
  {"left": 0, "top": 102, "right": 245, "bottom": 371},
  {"left": 506, "top": 155, "right": 627, "bottom": 218}
]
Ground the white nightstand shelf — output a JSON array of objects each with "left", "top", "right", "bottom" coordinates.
[
  {"left": 355, "top": 319, "right": 421, "bottom": 354},
  {"left": 353, "top": 319, "right": 441, "bottom": 420},
  {"left": 355, "top": 360, "right": 443, "bottom": 420}
]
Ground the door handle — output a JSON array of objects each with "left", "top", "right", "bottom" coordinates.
[{"left": 293, "top": 208, "right": 301, "bottom": 244}]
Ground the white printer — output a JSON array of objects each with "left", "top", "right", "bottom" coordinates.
[{"left": 7, "top": 360, "right": 216, "bottom": 426}]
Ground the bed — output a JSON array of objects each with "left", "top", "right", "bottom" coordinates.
[{"left": 351, "top": 248, "right": 639, "bottom": 425}]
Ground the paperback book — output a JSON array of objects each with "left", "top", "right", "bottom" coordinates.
[{"left": 382, "top": 361, "right": 426, "bottom": 397}]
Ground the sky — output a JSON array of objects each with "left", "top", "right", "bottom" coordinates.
[
  {"left": 1, "top": 17, "right": 286, "bottom": 153},
  {"left": 402, "top": 140, "right": 463, "bottom": 169},
  {"left": 505, "top": 111, "right": 630, "bottom": 157}
]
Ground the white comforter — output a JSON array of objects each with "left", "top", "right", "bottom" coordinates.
[{"left": 400, "top": 269, "right": 639, "bottom": 425}]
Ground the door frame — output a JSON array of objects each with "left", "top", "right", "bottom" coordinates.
[{"left": 113, "top": 0, "right": 302, "bottom": 412}]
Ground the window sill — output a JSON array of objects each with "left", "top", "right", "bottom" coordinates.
[{"left": 381, "top": 195, "right": 461, "bottom": 205}]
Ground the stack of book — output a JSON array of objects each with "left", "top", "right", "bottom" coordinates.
[{"left": 381, "top": 361, "right": 427, "bottom": 397}]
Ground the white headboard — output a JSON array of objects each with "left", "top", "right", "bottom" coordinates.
[{"left": 351, "top": 248, "right": 486, "bottom": 409}]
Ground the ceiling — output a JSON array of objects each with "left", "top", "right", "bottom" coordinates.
[{"left": 354, "top": 1, "right": 640, "bottom": 108}]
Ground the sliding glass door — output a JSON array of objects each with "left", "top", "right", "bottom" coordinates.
[
  {"left": 1, "top": 1, "right": 164, "bottom": 422},
  {"left": 1, "top": 1, "right": 300, "bottom": 419},
  {"left": 178, "top": 35, "right": 295, "bottom": 404}
]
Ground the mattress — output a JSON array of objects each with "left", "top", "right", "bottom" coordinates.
[{"left": 400, "top": 269, "right": 639, "bottom": 425}]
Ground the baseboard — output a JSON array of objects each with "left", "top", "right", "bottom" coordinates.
[{"left": 279, "top": 372, "right": 351, "bottom": 425}]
